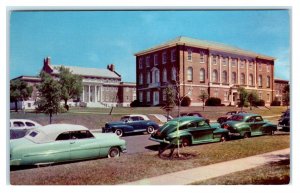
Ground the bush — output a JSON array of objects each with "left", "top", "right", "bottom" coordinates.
[
  {"left": 271, "top": 100, "right": 281, "bottom": 106},
  {"left": 181, "top": 96, "right": 191, "bottom": 106},
  {"left": 254, "top": 100, "right": 265, "bottom": 106},
  {"left": 205, "top": 97, "right": 222, "bottom": 106},
  {"left": 130, "top": 100, "right": 141, "bottom": 107}
]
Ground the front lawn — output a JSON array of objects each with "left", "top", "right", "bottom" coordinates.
[{"left": 10, "top": 134, "right": 290, "bottom": 185}]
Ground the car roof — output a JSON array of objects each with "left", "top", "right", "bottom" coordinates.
[
  {"left": 232, "top": 113, "right": 260, "bottom": 119},
  {"left": 123, "top": 114, "right": 150, "bottom": 120},
  {"left": 25, "top": 124, "right": 89, "bottom": 143},
  {"left": 171, "top": 116, "right": 205, "bottom": 122},
  {"left": 10, "top": 119, "right": 39, "bottom": 123}
]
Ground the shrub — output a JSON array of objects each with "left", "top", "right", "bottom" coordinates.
[
  {"left": 271, "top": 100, "right": 281, "bottom": 106},
  {"left": 205, "top": 97, "right": 222, "bottom": 106},
  {"left": 181, "top": 96, "right": 191, "bottom": 106},
  {"left": 130, "top": 100, "right": 140, "bottom": 107},
  {"left": 254, "top": 100, "right": 265, "bottom": 106}
]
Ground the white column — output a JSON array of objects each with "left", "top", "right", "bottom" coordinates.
[
  {"left": 100, "top": 85, "right": 103, "bottom": 102},
  {"left": 229, "top": 57, "right": 231, "bottom": 85},
  {"left": 82, "top": 85, "right": 85, "bottom": 102},
  {"left": 88, "top": 85, "right": 91, "bottom": 102},
  {"left": 237, "top": 58, "right": 240, "bottom": 85},
  {"left": 219, "top": 55, "right": 222, "bottom": 85},
  {"left": 94, "top": 85, "right": 97, "bottom": 102},
  {"left": 246, "top": 60, "right": 249, "bottom": 87}
]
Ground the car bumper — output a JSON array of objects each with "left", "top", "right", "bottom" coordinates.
[
  {"left": 10, "top": 159, "right": 22, "bottom": 166},
  {"left": 149, "top": 137, "right": 170, "bottom": 144},
  {"left": 228, "top": 132, "right": 241, "bottom": 137}
]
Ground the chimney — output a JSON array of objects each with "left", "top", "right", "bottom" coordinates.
[
  {"left": 107, "top": 64, "right": 115, "bottom": 72},
  {"left": 44, "top": 56, "right": 51, "bottom": 66}
]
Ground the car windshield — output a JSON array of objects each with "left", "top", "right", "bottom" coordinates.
[
  {"left": 228, "top": 115, "right": 244, "bottom": 121},
  {"left": 120, "top": 116, "right": 130, "bottom": 121},
  {"left": 159, "top": 121, "right": 178, "bottom": 132}
]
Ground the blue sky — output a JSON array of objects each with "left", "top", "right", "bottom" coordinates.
[{"left": 9, "top": 10, "right": 291, "bottom": 82}]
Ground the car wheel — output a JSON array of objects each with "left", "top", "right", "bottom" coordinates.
[
  {"left": 108, "top": 147, "right": 120, "bottom": 158},
  {"left": 147, "top": 126, "right": 155, "bottom": 134},
  {"left": 243, "top": 132, "right": 251, "bottom": 138},
  {"left": 220, "top": 134, "right": 227, "bottom": 142},
  {"left": 181, "top": 137, "right": 190, "bottom": 147},
  {"left": 115, "top": 129, "right": 123, "bottom": 137}
]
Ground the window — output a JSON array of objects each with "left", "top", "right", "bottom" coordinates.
[
  {"left": 29, "top": 131, "right": 38, "bottom": 137},
  {"left": 162, "top": 52, "right": 167, "bottom": 64},
  {"left": 172, "top": 67, "right": 177, "bottom": 80},
  {"left": 258, "top": 63, "right": 262, "bottom": 71},
  {"left": 267, "top": 65, "right": 270, "bottom": 72},
  {"left": 139, "top": 58, "right": 143, "bottom": 69},
  {"left": 224, "top": 91, "right": 228, "bottom": 101},
  {"left": 212, "top": 70, "right": 218, "bottom": 83},
  {"left": 56, "top": 132, "right": 70, "bottom": 141},
  {"left": 154, "top": 69, "right": 160, "bottom": 83},
  {"left": 171, "top": 49, "right": 176, "bottom": 62},
  {"left": 222, "top": 71, "right": 227, "bottom": 83},
  {"left": 240, "top": 73, "right": 245, "bottom": 85},
  {"left": 70, "top": 130, "right": 94, "bottom": 139},
  {"left": 200, "top": 68, "right": 205, "bottom": 82},
  {"left": 13, "top": 121, "right": 25, "bottom": 128},
  {"left": 255, "top": 116, "right": 263, "bottom": 122},
  {"left": 249, "top": 74, "right": 254, "bottom": 86},
  {"left": 27, "top": 103, "right": 31, "bottom": 108},
  {"left": 187, "top": 67, "right": 193, "bottom": 81},
  {"left": 231, "top": 58, "right": 236, "bottom": 66},
  {"left": 147, "top": 72, "right": 151, "bottom": 84},
  {"left": 139, "top": 92, "right": 143, "bottom": 102},
  {"left": 249, "top": 62, "right": 253, "bottom": 69},
  {"left": 147, "top": 91, "right": 150, "bottom": 102},
  {"left": 163, "top": 89, "right": 166, "bottom": 101},
  {"left": 163, "top": 68, "right": 167, "bottom": 82},
  {"left": 258, "top": 75, "right": 262, "bottom": 87},
  {"left": 214, "top": 89, "right": 218, "bottom": 97},
  {"left": 139, "top": 73, "right": 143, "bottom": 85},
  {"left": 25, "top": 122, "right": 35, "bottom": 127},
  {"left": 267, "top": 76, "right": 271, "bottom": 88},
  {"left": 154, "top": 54, "right": 158, "bottom": 66},
  {"left": 232, "top": 72, "right": 237, "bottom": 84},
  {"left": 187, "top": 50, "right": 192, "bottom": 61},
  {"left": 222, "top": 57, "right": 227, "bottom": 66},
  {"left": 212, "top": 55, "right": 217, "bottom": 65},
  {"left": 200, "top": 52, "right": 205, "bottom": 63},
  {"left": 240, "top": 60, "right": 245, "bottom": 68},
  {"left": 259, "top": 92, "right": 262, "bottom": 99},
  {"left": 146, "top": 56, "right": 150, "bottom": 67},
  {"left": 267, "top": 93, "right": 270, "bottom": 102}
]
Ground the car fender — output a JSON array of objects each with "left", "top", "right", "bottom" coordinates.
[
  {"left": 111, "top": 125, "right": 133, "bottom": 133},
  {"left": 146, "top": 121, "right": 160, "bottom": 129},
  {"left": 262, "top": 122, "right": 277, "bottom": 131}
]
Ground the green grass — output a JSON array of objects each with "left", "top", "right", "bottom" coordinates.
[
  {"left": 10, "top": 134, "right": 290, "bottom": 185},
  {"left": 192, "top": 159, "right": 290, "bottom": 185}
]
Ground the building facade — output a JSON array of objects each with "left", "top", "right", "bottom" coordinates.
[
  {"left": 135, "top": 36, "right": 276, "bottom": 106},
  {"left": 10, "top": 57, "right": 136, "bottom": 110},
  {"left": 274, "top": 78, "right": 289, "bottom": 106}
]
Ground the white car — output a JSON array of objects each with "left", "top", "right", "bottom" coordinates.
[{"left": 10, "top": 119, "right": 42, "bottom": 130}]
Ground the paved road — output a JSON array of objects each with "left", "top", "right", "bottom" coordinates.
[{"left": 121, "top": 133, "right": 159, "bottom": 154}]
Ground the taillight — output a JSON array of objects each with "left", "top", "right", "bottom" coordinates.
[{"left": 223, "top": 124, "right": 229, "bottom": 129}]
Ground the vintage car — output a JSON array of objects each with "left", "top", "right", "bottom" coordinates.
[
  {"left": 221, "top": 113, "right": 277, "bottom": 138},
  {"left": 179, "top": 112, "right": 203, "bottom": 117},
  {"left": 10, "top": 119, "right": 42, "bottom": 130},
  {"left": 149, "top": 116, "right": 229, "bottom": 147},
  {"left": 217, "top": 111, "right": 247, "bottom": 124},
  {"left": 10, "top": 124, "right": 127, "bottom": 166},
  {"left": 102, "top": 114, "right": 160, "bottom": 137},
  {"left": 278, "top": 109, "right": 290, "bottom": 131}
]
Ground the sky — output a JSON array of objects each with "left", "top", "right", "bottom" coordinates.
[{"left": 9, "top": 10, "right": 291, "bottom": 82}]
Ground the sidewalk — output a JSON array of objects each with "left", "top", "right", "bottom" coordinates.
[{"left": 123, "top": 148, "right": 290, "bottom": 185}]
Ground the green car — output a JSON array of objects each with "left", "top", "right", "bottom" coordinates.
[
  {"left": 221, "top": 113, "right": 277, "bottom": 138},
  {"left": 10, "top": 124, "right": 127, "bottom": 166},
  {"left": 149, "top": 116, "right": 229, "bottom": 147}
]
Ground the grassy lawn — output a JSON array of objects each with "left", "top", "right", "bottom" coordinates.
[
  {"left": 192, "top": 159, "right": 290, "bottom": 185},
  {"left": 10, "top": 134, "right": 290, "bottom": 185},
  {"left": 10, "top": 106, "right": 287, "bottom": 129}
]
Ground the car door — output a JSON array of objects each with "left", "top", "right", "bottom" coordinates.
[
  {"left": 253, "top": 116, "right": 265, "bottom": 135},
  {"left": 51, "top": 131, "right": 72, "bottom": 162},
  {"left": 188, "top": 121, "right": 213, "bottom": 142},
  {"left": 69, "top": 130, "right": 100, "bottom": 161},
  {"left": 128, "top": 116, "right": 145, "bottom": 132}
]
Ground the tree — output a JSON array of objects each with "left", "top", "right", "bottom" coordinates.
[
  {"left": 36, "top": 72, "right": 62, "bottom": 124},
  {"left": 198, "top": 91, "right": 209, "bottom": 111},
  {"left": 10, "top": 79, "right": 33, "bottom": 112},
  {"left": 247, "top": 90, "right": 259, "bottom": 110},
  {"left": 237, "top": 87, "right": 248, "bottom": 111},
  {"left": 57, "top": 66, "right": 83, "bottom": 110},
  {"left": 161, "top": 86, "right": 176, "bottom": 118}
]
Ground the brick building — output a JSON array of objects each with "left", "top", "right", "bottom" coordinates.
[
  {"left": 135, "top": 36, "right": 276, "bottom": 106},
  {"left": 274, "top": 78, "right": 289, "bottom": 106},
  {"left": 10, "top": 57, "right": 136, "bottom": 110}
]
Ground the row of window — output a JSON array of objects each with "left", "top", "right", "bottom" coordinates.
[
  {"left": 138, "top": 67, "right": 177, "bottom": 85},
  {"left": 139, "top": 50, "right": 177, "bottom": 69}
]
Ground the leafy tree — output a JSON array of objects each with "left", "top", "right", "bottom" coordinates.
[
  {"left": 238, "top": 87, "right": 248, "bottom": 111},
  {"left": 198, "top": 90, "right": 208, "bottom": 111},
  {"left": 10, "top": 79, "right": 33, "bottom": 112},
  {"left": 161, "top": 86, "right": 176, "bottom": 117},
  {"left": 36, "top": 72, "right": 62, "bottom": 124},
  {"left": 57, "top": 66, "right": 83, "bottom": 110},
  {"left": 247, "top": 90, "right": 259, "bottom": 110}
]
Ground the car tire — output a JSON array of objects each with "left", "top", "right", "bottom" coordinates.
[
  {"left": 115, "top": 129, "right": 123, "bottom": 137},
  {"left": 108, "top": 147, "right": 120, "bottom": 158},
  {"left": 181, "top": 137, "right": 190, "bottom": 147},
  {"left": 243, "top": 132, "right": 251, "bottom": 138},
  {"left": 220, "top": 134, "right": 227, "bottom": 142},
  {"left": 146, "top": 126, "right": 155, "bottom": 134}
]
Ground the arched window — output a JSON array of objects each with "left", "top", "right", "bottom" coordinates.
[
  {"left": 139, "top": 73, "right": 143, "bottom": 85},
  {"left": 163, "top": 68, "right": 167, "bottom": 82},
  {"left": 267, "top": 76, "right": 271, "bottom": 88},
  {"left": 155, "top": 69, "right": 160, "bottom": 83},
  {"left": 249, "top": 74, "right": 253, "bottom": 86},
  {"left": 172, "top": 67, "right": 177, "bottom": 80},
  {"left": 240, "top": 73, "right": 245, "bottom": 85},
  {"left": 187, "top": 67, "right": 193, "bottom": 81},
  {"left": 232, "top": 72, "right": 237, "bottom": 84},
  {"left": 147, "top": 72, "right": 151, "bottom": 84},
  {"left": 258, "top": 75, "right": 262, "bottom": 87},
  {"left": 200, "top": 68, "right": 205, "bottom": 82},
  {"left": 212, "top": 70, "right": 218, "bottom": 83},
  {"left": 222, "top": 71, "right": 227, "bottom": 83}
]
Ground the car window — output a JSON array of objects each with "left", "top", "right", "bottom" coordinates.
[
  {"left": 187, "top": 122, "right": 197, "bottom": 128},
  {"left": 198, "top": 120, "right": 208, "bottom": 127},
  {"left": 29, "top": 131, "right": 38, "bottom": 137},
  {"left": 70, "top": 130, "right": 94, "bottom": 139},
  {"left": 120, "top": 116, "right": 130, "bottom": 121},
  {"left": 229, "top": 115, "right": 244, "bottom": 121},
  {"left": 131, "top": 116, "right": 140, "bottom": 121},
  {"left": 246, "top": 117, "right": 255, "bottom": 122},
  {"left": 56, "top": 132, "right": 70, "bottom": 141},
  {"left": 25, "top": 122, "right": 35, "bottom": 127},
  {"left": 13, "top": 121, "right": 25, "bottom": 127},
  {"left": 255, "top": 116, "right": 263, "bottom": 122}
]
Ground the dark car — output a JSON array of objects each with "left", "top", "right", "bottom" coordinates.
[
  {"left": 217, "top": 110, "right": 247, "bottom": 124},
  {"left": 150, "top": 116, "right": 229, "bottom": 147},
  {"left": 221, "top": 113, "right": 277, "bottom": 138},
  {"left": 102, "top": 114, "right": 160, "bottom": 137},
  {"left": 278, "top": 109, "right": 290, "bottom": 131}
]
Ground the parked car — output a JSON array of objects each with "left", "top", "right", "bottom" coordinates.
[
  {"left": 102, "top": 114, "right": 160, "bottom": 137},
  {"left": 221, "top": 113, "right": 277, "bottom": 138},
  {"left": 149, "top": 116, "right": 229, "bottom": 147},
  {"left": 217, "top": 111, "right": 247, "bottom": 124},
  {"left": 179, "top": 112, "right": 203, "bottom": 117},
  {"left": 10, "top": 124, "right": 127, "bottom": 166},
  {"left": 10, "top": 119, "right": 42, "bottom": 130},
  {"left": 278, "top": 109, "right": 290, "bottom": 131},
  {"left": 10, "top": 129, "right": 30, "bottom": 140}
]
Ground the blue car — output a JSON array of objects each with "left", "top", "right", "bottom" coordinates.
[{"left": 102, "top": 114, "right": 160, "bottom": 137}]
